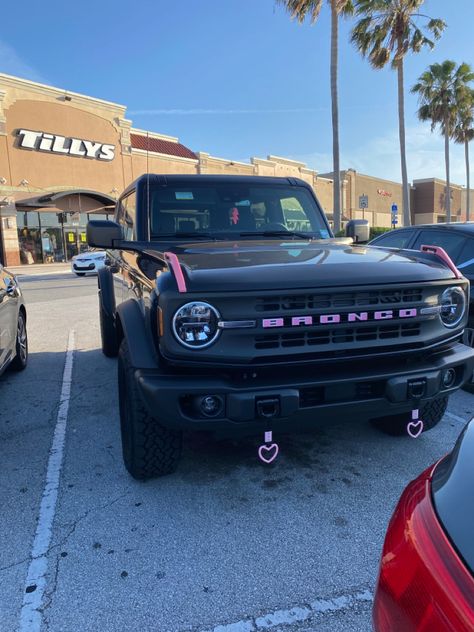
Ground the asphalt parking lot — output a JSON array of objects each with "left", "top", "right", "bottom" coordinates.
[{"left": 1, "top": 272, "right": 473, "bottom": 632}]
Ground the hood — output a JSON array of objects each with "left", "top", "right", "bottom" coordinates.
[
  {"left": 74, "top": 251, "right": 106, "bottom": 260},
  {"left": 148, "top": 239, "right": 458, "bottom": 293}
]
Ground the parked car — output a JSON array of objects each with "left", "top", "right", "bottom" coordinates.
[
  {"left": 371, "top": 223, "right": 474, "bottom": 392},
  {"left": 71, "top": 250, "right": 108, "bottom": 276},
  {"left": 0, "top": 265, "right": 28, "bottom": 375},
  {"left": 373, "top": 417, "right": 474, "bottom": 631},
  {"left": 87, "top": 175, "right": 474, "bottom": 479}
]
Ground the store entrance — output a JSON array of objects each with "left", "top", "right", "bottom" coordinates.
[
  {"left": 64, "top": 227, "right": 88, "bottom": 260},
  {"left": 17, "top": 210, "right": 112, "bottom": 264}
]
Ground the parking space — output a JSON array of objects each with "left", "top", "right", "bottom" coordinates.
[{"left": 1, "top": 273, "right": 473, "bottom": 632}]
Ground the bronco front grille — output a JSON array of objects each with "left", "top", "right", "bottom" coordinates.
[
  {"left": 255, "top": 323, "right": 421, "bottom": 350},
  {"left": 255, "top": 287, "right": 423, "bottom": 312}
]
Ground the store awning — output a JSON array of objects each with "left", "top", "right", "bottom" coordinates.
[{"left": 15, "top": 189, "right": 116, "bottom": 211}]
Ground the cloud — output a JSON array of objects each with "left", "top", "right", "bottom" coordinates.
[
  {"left": 0, "top": 40, "right": 48, "bottom": 84},
  {"left": 293, "top": 124, "right": 469, "bottom": 185},
  {"left": 128, "top": 107, "right": 325, "bottom": 116}
]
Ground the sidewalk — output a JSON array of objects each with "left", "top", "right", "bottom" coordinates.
[{"left": 6, "top": 262, "right": 71, "bottom": 277}]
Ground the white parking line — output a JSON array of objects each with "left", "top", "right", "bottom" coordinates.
[
  {"left": 445, "top": 411, "right": 470, "bottom": 426},
  {"left": 204, "top": 589, "right": 373, "bottom": 632},
  {"left": 19, "top": 330, "right": 75, "bottom": 632}
]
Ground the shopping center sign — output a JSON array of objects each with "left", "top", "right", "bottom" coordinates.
[{"left": 16, "top": 129, "right": 115, "bottom": 161}]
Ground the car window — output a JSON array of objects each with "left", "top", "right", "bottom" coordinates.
[
  {"left": 118, "top": 191, "right": 136, "bottom": 240},
  {"left": 149, "top": 184, "right": 329, "bottom": 239},
  {"left": 372, "top": 230, "right": 414, "bottom": 249},
  {"left": 456, "top": 238, "right": 474, "bottom": 277},
  {"left": 412, "top": 230, "right": 466, "bottom": 260}
]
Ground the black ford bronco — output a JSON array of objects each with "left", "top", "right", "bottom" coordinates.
[{"left": 87, "top": 174, "right": 474, "bottom": 479}]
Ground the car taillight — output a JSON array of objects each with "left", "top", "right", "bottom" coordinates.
[{"left": 373, "top": 465, "right": 474, "bottom": 632}]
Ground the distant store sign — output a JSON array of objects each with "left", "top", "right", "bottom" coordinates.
[
  {"left": 16, "top": 129, "right": 115, "bottom": 161},
  {"left": 377, "top": 189, "right": 393, "bottom": 197}
]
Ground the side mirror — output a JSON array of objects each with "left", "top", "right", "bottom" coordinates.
[
  {"left": 87, "top": 220, "right": 123, "bottom": 249},
  {"left": 345, "top": 219, "right": 370, "bottom": 244}
]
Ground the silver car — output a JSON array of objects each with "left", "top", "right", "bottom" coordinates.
[
  {"left": 71, "top": 250, "right": 108, "bottom": 276},
  {"left": 0, "top": 265, "right": 28, "bottom": 375}
]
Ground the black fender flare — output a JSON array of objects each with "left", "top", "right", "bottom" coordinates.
[
  {"left": 98, "top": 267, "right": 116, "bottom": 320},
  {"left": 116, "top": 300, "right": 158, "bottom": 370}
]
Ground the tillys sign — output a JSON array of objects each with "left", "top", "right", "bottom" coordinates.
[{"left": 16, "top": 129, "right": 115, "bottom": 161}]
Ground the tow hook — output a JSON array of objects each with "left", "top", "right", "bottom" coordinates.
[
  {"left": 407, "top": 379, "right": 426, "bottom": 400},
  {"left": 256, "top": 397, "right": 280, "bottom": 419}
]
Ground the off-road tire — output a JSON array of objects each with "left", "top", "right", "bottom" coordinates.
[
  {"left": 462, "top": 327, "right": 474, "bottom": 394},
  {"left": 118, "top": 338, "right": 182, "bottom": 479},
  {"left": 371, "top": 395, "right": 449, "bottom": 436},
  {"left": 99, "top": 301, "right": 118, "bottom": 357},
  {"left": 10, "top": 310, "right": 28, "bottom": 371}
]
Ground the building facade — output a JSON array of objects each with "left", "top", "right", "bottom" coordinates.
[
  {"left": 0, "top": 73, "right": 335, "bottom": 266},
  {"left": 1, "top": 73, "right": 471, "bottom": 265},
  {"left": 412, "top": 178, "right": 466, "bottom": 224}
]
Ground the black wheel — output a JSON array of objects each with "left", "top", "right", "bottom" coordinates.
[
  {"left": 371, "top": 395, "right": 449, "bottom": 436},
  {"left": 10, "top": 310, "right": 28, "bottom": 371},
  {"left": 118, "top": 338, "right": 182, "bottom": 479},
  {"left": 75, "top": 272, "right": 86, "bottom": 277},
  {"left": 99, "top": 301, "right": 118, "bottom": 357},
  {"left": 462, "top": 328, "right": 474, "bottom": 393}
]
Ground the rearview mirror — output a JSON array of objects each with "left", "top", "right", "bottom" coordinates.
[{"left": 87, "top": 220, "right": 123, "bottom": 249}]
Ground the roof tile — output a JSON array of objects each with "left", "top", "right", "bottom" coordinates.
[{"left": 130, "top": 133, "right": 196, "bottom": 160}]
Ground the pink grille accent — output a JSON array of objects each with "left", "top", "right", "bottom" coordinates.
[
  {"left": 421, "top": 245, "right": 462, "bottom": 279},
  {"left": 164, "top": 252, "right": 187, "bottom": 293}
]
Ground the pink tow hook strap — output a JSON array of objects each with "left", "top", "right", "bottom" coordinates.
[
  {"left": 258, "top": 430, "right": 279, "bottom": 464},
  {"left": 407, "top": 409, "right": 424, "bottom": 439}
]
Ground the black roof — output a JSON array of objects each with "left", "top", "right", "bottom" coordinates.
[
  {"left": 396, "top": 222, "right": 474, "bottom": 234},
  {"left": 121, "top": 173, "right": 310, "bottom": 197}
]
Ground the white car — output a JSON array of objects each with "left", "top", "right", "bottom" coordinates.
[{"left": 71, "top": 251, "right": 108, "bottom": 276}]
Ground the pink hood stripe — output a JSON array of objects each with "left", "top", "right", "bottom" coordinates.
[
  {"left": 421, "top": 245, "right": 462, "bottom": 279},
  {"left": 164, "top": 252, "right": 187, "bottom": 293}
]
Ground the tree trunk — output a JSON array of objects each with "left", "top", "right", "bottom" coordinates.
[
  {"left": 330, "top": 4, "right": 341, "bottom": 234},
  {"left": 465, "top": 138, "right": 470, "bottom": 222},
  {"left": 397, "top": 60, "right": 411, "bottom": 227},
  {"left": 444, "top": 119, "right": 451, "bottom": 222}
]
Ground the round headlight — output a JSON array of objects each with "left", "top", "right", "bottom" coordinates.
[
  {"left": 440, "top": 286, "right": 466, "bottom": 328},
  {"left": 172, "top": 302, "right": 221, "bottom": 349}
]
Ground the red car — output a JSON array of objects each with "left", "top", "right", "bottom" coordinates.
[{"left": 373, "top": 418, "right": 474, "bottom": 631}]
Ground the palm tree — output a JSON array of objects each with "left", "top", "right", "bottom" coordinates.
[
  {"left": 351, "top": 1, "right": 445, "bottom": 227},
  {"left": 452, "top": 87, "right": 474, "bottom": 221},
  {"left": 412, "top": 61, "right": 474, "bottom": 223},
  {"left": 276, "top": 0, "right": 354, "bottom": 234}
]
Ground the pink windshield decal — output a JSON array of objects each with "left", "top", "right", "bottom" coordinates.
[
  {"left": 164, "top": 252, "right": 187, "bottom": 293},
  {"left": 420, "top": 245, "right": 462, "bottom": 279}
]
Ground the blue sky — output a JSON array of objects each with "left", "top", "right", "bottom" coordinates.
[{"left": 1, "top": 0, "right": 473, "bottom": 184}]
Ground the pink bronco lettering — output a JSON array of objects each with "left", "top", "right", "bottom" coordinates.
[{"left": 262, "top": 309, "right": 418, "bottom": 328}]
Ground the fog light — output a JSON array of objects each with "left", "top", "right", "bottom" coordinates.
[
  {"left": 198, "top": 395, "right": 223, "bottom": 417},
  {"left": 442, "top": 368, "right": 457, "bottom": 389}
]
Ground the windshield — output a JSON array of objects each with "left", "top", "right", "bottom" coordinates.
[{"left": 148, "top": 184, "right": 330, "bottom": 240}]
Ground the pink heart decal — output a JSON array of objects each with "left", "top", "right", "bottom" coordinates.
[
  {"left": 258, "top": 443, "right": 279, "bottom": 464},
  {"left": 407, "top": 419, "right": 424, "bottom": 439}
]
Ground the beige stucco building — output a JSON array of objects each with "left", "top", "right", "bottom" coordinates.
[
  {"left": 1, "top": 72, "right": 471, "bottom": 265},
  {"left": 412, "top": 178, "right": 466, "bottom": 224},
  {"left": 320, "top": 169, "right": 405, "bottom": 228},
  {"left": 0, "top": 72, "right": 335, "bottom": 266}
]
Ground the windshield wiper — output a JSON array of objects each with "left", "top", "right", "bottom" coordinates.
[
  {"left": 156, "top": 232, "right": 219, "bottom": 240},
  {"left": 239, "top": 230, "right": 313, "bottom": 240}
]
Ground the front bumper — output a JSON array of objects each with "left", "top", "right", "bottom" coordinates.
[
  {"left": 72, "top": 261, "right": 104, "bottom": 273},
  {"left": 136, "top": 342, "right": 474, "bottom": 436}
]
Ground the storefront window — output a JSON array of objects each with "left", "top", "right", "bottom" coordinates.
[
  {"left": 16, "top": 208, "right": 114, "bottom": 264},
  {"left": 38, "top": 212, "right": 66, "bottom": 262},
  {"left": 17, "top": 211, "right": 42, "bottom": 264}
]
